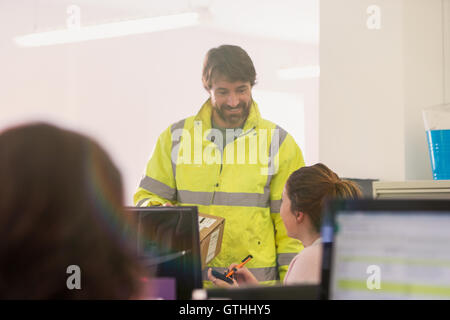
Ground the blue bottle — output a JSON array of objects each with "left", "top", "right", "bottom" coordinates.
[{"left": 426, "top": 129, "right": 450, "bottom": 180}]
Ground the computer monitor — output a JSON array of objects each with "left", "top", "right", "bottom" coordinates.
[
  {"left": 320, "top": 199, "right": 450, "bottom": 300},
  {"left": 124, "top": 206, "right": 203, "bottom": 300}
]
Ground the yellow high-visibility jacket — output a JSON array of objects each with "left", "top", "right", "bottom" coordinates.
[{"left": 134, "top": 99, "right": 305, "bottom": 285}]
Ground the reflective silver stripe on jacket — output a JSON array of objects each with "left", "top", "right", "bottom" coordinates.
[
  {"left": 170, "top": 119, "right": 186, "bottom": 180},
  {"left": 270, "top": 199, "right": 282, "bottom": 213},
  {"left": 136, "top": 198, "right": 150, "bottom": 207},
  {"left": 203, "top": 266, "right": 279, "bottom": 282},
  {"left": 277, "top": 252, "right": 297, "bottom": 266},
  {"left": 139, "top": 176, "right": 177, "bottom": 202},
  {"left": 177, "top": 190, "right": 270, "bottom": 208},
  {"left": 264, "top": 125, "right": 288, "bottom": 191}
]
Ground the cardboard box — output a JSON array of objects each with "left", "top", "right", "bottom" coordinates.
[{"left": 198, "top": 213, "right": 225, "bottom": 269}]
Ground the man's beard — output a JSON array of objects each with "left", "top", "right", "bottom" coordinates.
[{"left": 213, "top": 100, "right": 251, "bottom": 128}]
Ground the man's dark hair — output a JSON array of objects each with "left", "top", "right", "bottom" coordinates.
[
  {"left": 0, "top": 123, "right": 144, "bottom": 299},
  {"left": 202, "top": 44, "right": 257, "bottom": 90}
]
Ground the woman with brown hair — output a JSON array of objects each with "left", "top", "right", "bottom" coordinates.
[
  {"left": 0, "top": 122, "right": 144, "bottom": 299},
  {"left": 208, "top": 163, "right": 362, "bottom": 286}
]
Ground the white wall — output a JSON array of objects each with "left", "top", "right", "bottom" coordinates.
[
  {"left": 404, "top": 0, "right": 447, "bottom": 180},
  {"left": 0, "top": 1, "right": 319, "bottom": 205},
  {"left": 445, "top": 0, "right": 450, "bottom": 104},
  {"left": 320, "top": 0, "right": 405, "bottom": 180},
  {"left": 320, "top": 0, "right": 449, "bottom": 181}
]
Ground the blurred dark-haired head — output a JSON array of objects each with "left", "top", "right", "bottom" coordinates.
[{"left": 0, "top": 123, "right": 143, "bottom": 299}]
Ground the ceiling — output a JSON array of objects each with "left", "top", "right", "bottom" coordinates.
[{"left": 4, "top": 0, "right": 319, "bottom": 44}]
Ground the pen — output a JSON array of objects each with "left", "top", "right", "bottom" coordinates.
[{"left": 226, "top": 254, "right": 253, "bottom": 278}]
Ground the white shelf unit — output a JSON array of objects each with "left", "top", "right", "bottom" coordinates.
[{"left": 373, "top": 180, "right": 450, "bottom": 199}]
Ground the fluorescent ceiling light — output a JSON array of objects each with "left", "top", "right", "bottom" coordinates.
[
  {"left": 277, "top": 65, "right": 320, "bottom": 80},
  {"left": 14, "top": 12, "right": 199, "bottom": 47}
]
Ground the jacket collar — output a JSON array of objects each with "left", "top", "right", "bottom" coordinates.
[{"left": 194, "top": 98, "right": 261, "bottom": 131}]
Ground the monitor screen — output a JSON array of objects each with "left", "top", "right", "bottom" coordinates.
[
  {"left": 124, "top": 206, "right": 203, "bottom": 300},
  {"left": 321, "top": 200, "right": 450, "bottom": 300}
]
